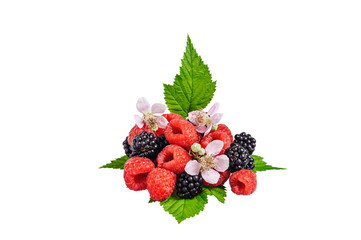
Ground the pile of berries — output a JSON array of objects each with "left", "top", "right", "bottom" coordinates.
[{"left": 122, "top": 98, "right": 258, "bottom": 201}]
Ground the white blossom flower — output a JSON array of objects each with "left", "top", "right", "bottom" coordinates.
[
  {"left": 187, "top": 103, "right": 223, "bottom": 135},
  {"left": 134, "top": 97, "right": 168, "bottom": 131},
  {"left": 185, "top": 140, "right": 229, "bottom": 184}
]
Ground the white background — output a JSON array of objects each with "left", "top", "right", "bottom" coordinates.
[{"left": 1, "top": 0, "right": 360, "bottom": 239}]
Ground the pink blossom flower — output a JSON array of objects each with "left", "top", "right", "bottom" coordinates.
[
  {"left": 187, "top": 103, "right": 223, "bottom": 135},
  {"left": 185, "top": 140, "right": 229, "bottom": 184},
  {"left": 134, "top": 97, "right": 168, "bottom": 131}
]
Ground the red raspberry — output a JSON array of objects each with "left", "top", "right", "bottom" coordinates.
[
  {"left": 162, "top": 113, "right": 184, "bottom": 121},
  {"left": 229, "top": 170, "right": 257, "bottom": 195},
  {"left": 214, "top": 124, "right": 233, "bottom": 142},
  {"left": 196, "top": 132, "right": 202, "bottom": 142},
  {"left": 200, "top": 131, "right": 232, "bottom": 155},
  {"left": 156, "top": 145, "right": 191, "bottom": 174},
  {"left": 146, "top": 168, "right": 176, "bottom": 201},
  {"left": 203, "top": 170, "right": 230, "bottom": 187},
  {"left": 128, "top": 125, "right": 155, "bottom": 145},
  {"left": 155, "top": 128, "right": 165, "bottom": 136},
  {"left": 155, "top": 113, "right": 183, "bottom": 136},
  {"left": 164, "top": 119, "right": 199, "bottom": 150},
  {"left": 123, "top": 157, "right": 155, "bottom": 191}
]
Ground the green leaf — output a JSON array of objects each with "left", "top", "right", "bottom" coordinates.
[
  {"left": 164, "top": 35, "right": 217, "bottom": 118},
  {"left": 160, "top": 192, "right": 208, "bottom": 223},
  {"left": 99, "top": 155, "right": 129, "bottom": 169},
  {"left": 252, "top": 155, "right": 286, "bottom": 172},
  {"left": 202, "top": 185, "right": 227, "bottom": 203},
  {"left": 148, "top": 199, "right": 155, "bottom": 203}
]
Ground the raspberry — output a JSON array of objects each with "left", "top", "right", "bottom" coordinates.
[
  {"left": 128, "top": 125, "right": 155, "bottom": 145},
  {"left": 234, "top": 132, "right": 256, "bottom": 154},
  {"left": 203, "top": 170, "right": 230, "bottom": 187},
  {"left": 196, "top": 132, "right": 202, "bottom": 143},
  {"left": 163, "top": 113, "right": 184, "bottom": 122},
  {"left": 164, "top": 119, "right": 199, "bottom": 150},
  {"left": 146, "top": 168, "right": 176, "bottom": 201},
  {"left": 156, "top": 145, "right": 191, "bottom": 174},
  {"left": 214, "top": 124, "right": 233, "bottom": 142},
  {"left": 123, "top": 136, "right": 132, "bottom": 157},
  {"left": 156, "top": 128, "right": 165, "bottom": 136},
  {"left": 123, "top": 157, "right": 155, "bottom": 191},
  {"left": 200, "top": 131, "right": 232, "bottom": 155},
  {"left": 130, "top": 131, "right": 169, "bottom": 161},
  {"left": 176, "top": 172, "right": 203, "bottom": 199},
  {"left": 226, "top": 142, "right": 255, "bottom": 172},
  {"left": 229, "top": 169, "right": 257, "bottom": 195},
  {"left": 156, "top": 113, "right": 184, "bottom": 135}
]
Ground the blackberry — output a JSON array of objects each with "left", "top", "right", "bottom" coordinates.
[
  {"left": 123, "top": 137, "right": 132, "bottom": 157},
  {"left": 158, "top": 134, "right": 169, "bottom": 151},
  {"left": 176, "top": 172, "right": 203, "bottom": 199},
  {"left": 225, "top": 142, "right": 255, "bottom": 172},
  {"left": 234, "top": 132, "right": 256, "bottom": 154},
  {"left": 131, "top": 131, "right": 168, "bottom": 161}
]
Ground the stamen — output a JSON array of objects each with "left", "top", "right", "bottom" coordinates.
[
  {"left": 143, "top": 113, "right": 158, "bottom": 131},
  {"left": 197, "top": 112, "right": 211, "bottom": 126},
  {"left": 199, "top": 155, "right": 216, "bottom": 171}
]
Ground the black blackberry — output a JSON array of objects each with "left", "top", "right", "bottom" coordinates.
[
  {"left": 225, "top": 142, "right": 255, "bottom": 172},
  {"left": 176, "top": 172, "right": 203, "bottom": 199},
  {"left": 234, "top": 132, "right": 256, "bottom": 154},
  {"left": 123, "top": 137, "right": 132, "bottom": 157},
  {"left": 158, "top": 134, "right": 169, "bottom": 151},
  {"left": 131, "top": 131, "right": 168, "bottom": 161}
]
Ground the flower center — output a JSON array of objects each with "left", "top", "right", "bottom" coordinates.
[
  {"left": 143, "top": 113, "right": 158, "bottom": 131},
  {"left": 197, "top": 111, "right": 211, "bottom": 126},
  {"left": 199, "top": 155, "right": 215, "bottom": 171}
]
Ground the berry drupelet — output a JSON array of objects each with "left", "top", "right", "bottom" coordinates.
[
  {"left": 234, "top": 132, "right": 256, "bottom": 154},
  {"left": 123, "top": 137, "right": 132, "bottom": 157},
  {"left": 176, "top": 172, "right": 203, "bottom": 199},
  {"left": 130, "top": 131, "right": 168, "bottom": 161},
  {"left": 225, "top": 142, "right": 255, "bottom": 172},
  {"left": 158, "top": 134, "right": 169, "bottom": 152}
]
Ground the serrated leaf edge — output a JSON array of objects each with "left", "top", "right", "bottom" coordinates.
[
  {"left": 252, "top": 155, "right": 286, "bottom": 172},
  {"left": 99, "top": 155, "right": 129, "bottom": 169},
  {"left": 160, "top": 192, "right": 208, "bottom": 224},
  {"left": 202, "top": 185, "right": 227, "bottom": 204}
]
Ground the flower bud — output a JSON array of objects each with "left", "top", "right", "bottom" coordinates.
[
  {"left": 198, "top": 148, "right": 206, "bottom": 156},
  {"left": 191, "top": 143, "right": 202, "bottom": 152}
]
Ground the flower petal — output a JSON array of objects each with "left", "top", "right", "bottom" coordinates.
[
  {"left": 214, "top": 155, "right": 229, "bottom": 172},
  {"left": 203, "top": 124, "right": 212, "bottom": 136},
  {"left": 205, "top": 140, "right": 224, "bottom": 156},
  {"left": 211, "top": 113, "right": 223, "bottom": 124},
  {"left": 201, "top": 169, "right": 220, "bottom": 184},
  {"left": 156, "top": 115, "right": 168, "bottom": 129},
  {"left": 208, "top": 103, "right": 219, "bottom": 116},
  {"left": 187, "top": 110, "right": 200, "bottom": 124},
  {"left": 151, "top": 103, "right": 166, "bottom": 114},
  {"left": 195, "top": 125, "right": 208, "bottom": 133},
  {"left": 185, "top": 160, "right": 202, "bottom": 176},
  {"left": 134, "top": 115, "right": 144, "bottom": 128},
  {"left": 136, "top": 97, "right": 150, "bottom": 114}
]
